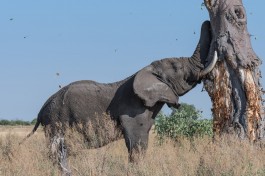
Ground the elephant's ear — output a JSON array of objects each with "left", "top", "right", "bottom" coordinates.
[{"left": 133, "top": 66, "right": 179, "bottom": 107}]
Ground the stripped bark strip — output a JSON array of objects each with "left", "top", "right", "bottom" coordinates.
[
  {"left": 211, "top": 62, "right": 232, "bottom": 136},
  {"left": 205, "top": 61, "right": 263, "bottom": 140},
  {"left": 244, "top": 69, "right": 261, "bottom": 141}
]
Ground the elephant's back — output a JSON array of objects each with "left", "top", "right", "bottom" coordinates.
[
  {"left": 66, "top": 81, "right": 115, "bottom": 119},
  {"left": 38, "top": 80, "right": 118, "bottom": 125}
]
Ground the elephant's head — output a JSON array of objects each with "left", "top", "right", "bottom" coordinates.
[{"left": 133, "top": 21, "right": 217, "bottom": 108}]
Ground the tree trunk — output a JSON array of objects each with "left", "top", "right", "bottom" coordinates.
[{"left": 203, "top": 0, "right": 265, "bottom": 141}]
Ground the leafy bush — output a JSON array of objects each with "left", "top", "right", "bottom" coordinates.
[
  {"left": 31, "top": 118, "right": 37, "bottom": 125},
  {"left": 0, "top": 119, "right": 32, "bottom": 126},
  {"left": 0, "top": 120, "right": 11, "bottom": 125},
  {"left": 155, "top": 103, "right": 213, "bottom": 142}
]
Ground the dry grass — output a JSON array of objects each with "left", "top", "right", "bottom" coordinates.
[{"left": 0, "top": 126, "right": 265, "bottom": 176}]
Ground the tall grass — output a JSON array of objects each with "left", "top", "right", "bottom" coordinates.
[{"left": 0, "top": 127, "right": 265, "bottom": 176}]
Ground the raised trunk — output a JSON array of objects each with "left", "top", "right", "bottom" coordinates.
[{"left": 203, "top": 0, "right": 265, "bottom": 140}]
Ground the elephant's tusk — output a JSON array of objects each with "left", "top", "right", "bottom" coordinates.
[{"left": 200, "top": 51, "right": 218, "bottom": 77}]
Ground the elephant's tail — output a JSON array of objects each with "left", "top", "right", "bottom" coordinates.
[{"left": 19, "top": 117, "right": 41, "bottom": 145}]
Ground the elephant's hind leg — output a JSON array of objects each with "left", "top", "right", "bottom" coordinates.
[{"left": 50, "top": 134, "right": 72, "bottom": 176}]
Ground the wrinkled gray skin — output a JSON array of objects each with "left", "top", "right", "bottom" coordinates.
[{"left": 23, "top": 21, "right": 214, "bottom": 176}]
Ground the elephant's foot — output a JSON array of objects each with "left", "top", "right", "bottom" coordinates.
[{"left": 128, "top": 147, "right": 147, "bottom": 163}]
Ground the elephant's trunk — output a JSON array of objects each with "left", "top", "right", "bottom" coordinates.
[{"left": 189, "top": 21, "right": 218, "bottom": 78}]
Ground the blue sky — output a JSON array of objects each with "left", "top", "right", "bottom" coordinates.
[{"left": 0, "top": 0, "right": 264, "bottom": 121}]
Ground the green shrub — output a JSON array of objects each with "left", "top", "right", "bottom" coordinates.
[
  {"left": 0, "top": 120, "right": 11, "bottom": 125},
  {"left": 0, "top": 119, "right": 32, "bottom": 126},
  {"left": 31, "top": 118, "right": 37, "bottom": 125},
  {"left": 154, "top": 103, "right": 213, "bottom": 142},
  {"left": 13, "top": 120, "right": 31, "bottom": 126}
]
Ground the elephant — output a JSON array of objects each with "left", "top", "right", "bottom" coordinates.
[{"left": 21, "top": 21, "right": 217, "bottom": 176}]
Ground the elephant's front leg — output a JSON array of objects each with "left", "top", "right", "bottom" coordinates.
[{"left": 120, "top": 113, "right": 154, "bottom": 163}]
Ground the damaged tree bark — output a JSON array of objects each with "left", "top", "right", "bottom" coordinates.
[{"left": 203, "top": 0, "right": 265, "bottom": 141}]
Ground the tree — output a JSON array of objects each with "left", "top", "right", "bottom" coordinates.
[{"left": 202, "top": 0, "right": 264, "bottom": 141}]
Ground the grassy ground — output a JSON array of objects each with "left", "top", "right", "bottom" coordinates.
[{"left": 0, "top": 126, "right": 265, "bottom": 176}]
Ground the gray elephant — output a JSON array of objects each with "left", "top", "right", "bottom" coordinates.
[{"left": 22, "top": 21, "right": 217, "bottom": 175}]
